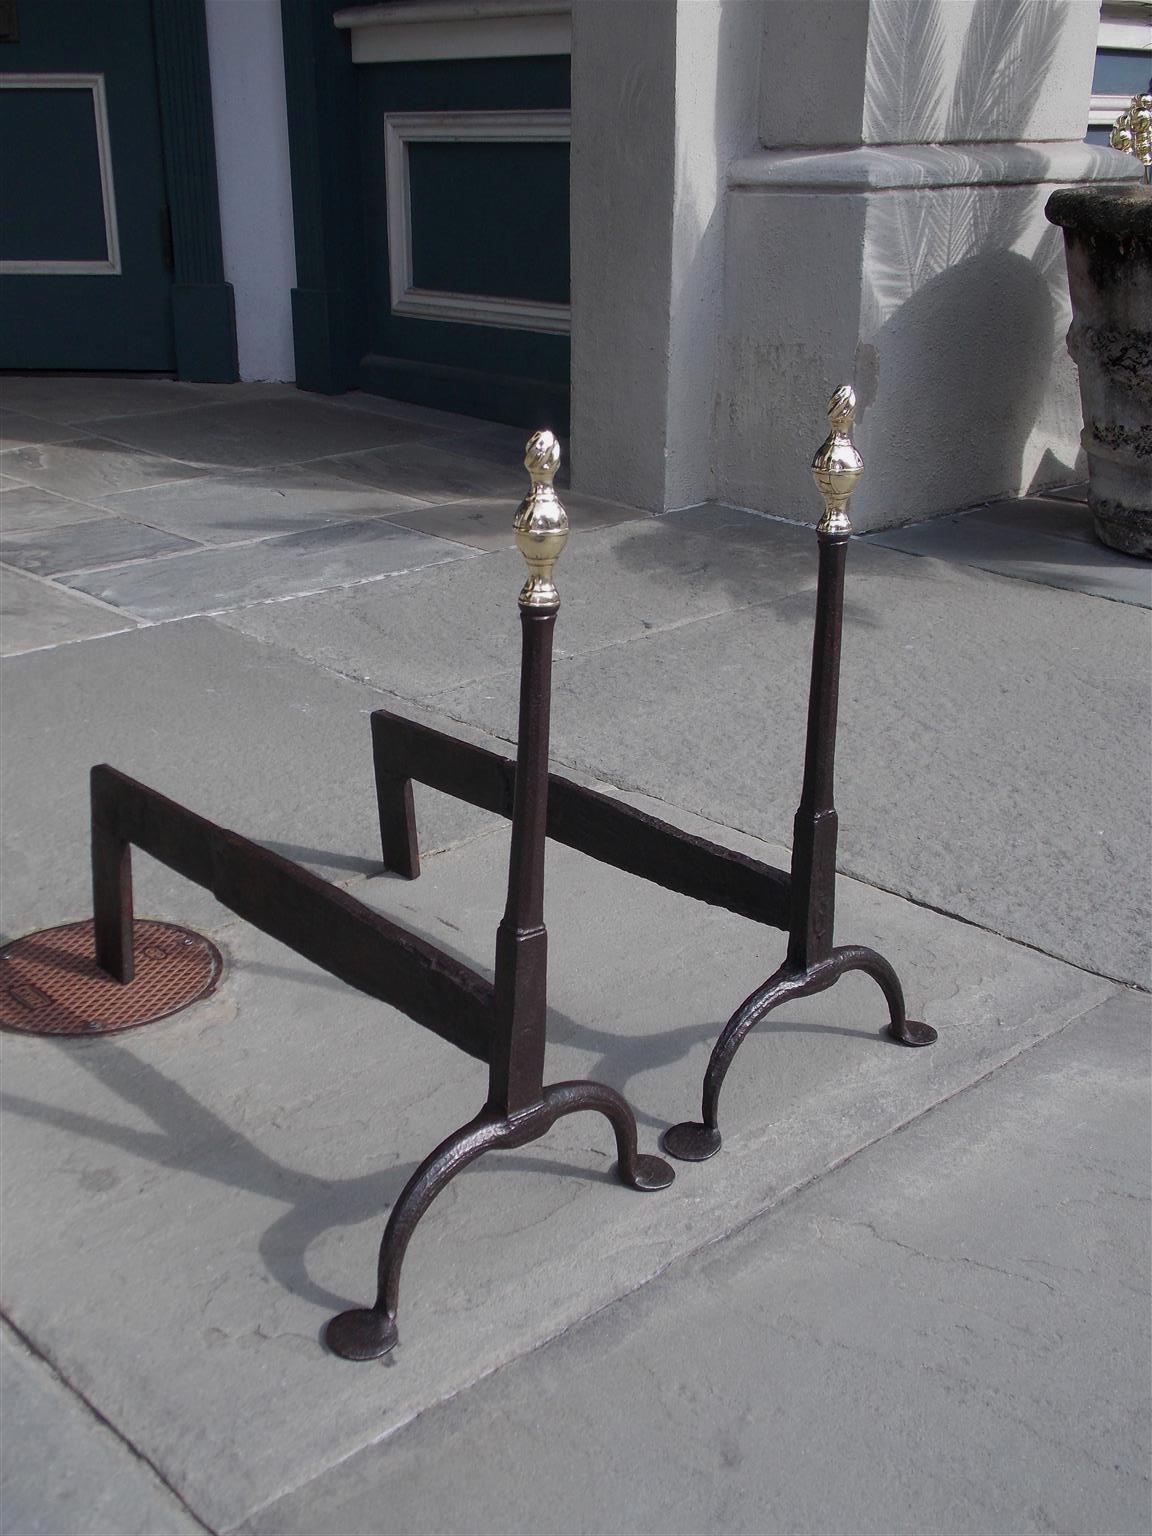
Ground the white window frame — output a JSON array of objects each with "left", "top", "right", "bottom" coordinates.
[
  {"left": 334, "top": 2, "right": 571, "bottom": 65},
  {"left": 1090, "top": 3, "right": 1151, "bottom": 130},
  {"left": 383, "top": 109, "right": 571, "bottom": 335},
  {"left": 1097, "top": 1, "right": 1152, "bottom": 53},
  {"left": 0, "top": 73, "right": 122, "bottom": 275}
]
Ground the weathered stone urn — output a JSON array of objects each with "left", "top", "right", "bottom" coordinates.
[{"left": 1045, "top": 183, "right": 1152, "bottom": 558}]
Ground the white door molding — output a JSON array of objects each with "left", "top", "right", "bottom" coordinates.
[
  {"left": 0, "top": 73, "right": 122, "bottom": 275},
  {"left": 383, "top": 109, "right": 570, "bottom": 334}
]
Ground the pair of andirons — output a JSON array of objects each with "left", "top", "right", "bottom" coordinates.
[{"left": 89, "top": 387, "right": 935, "bottom": 1362}]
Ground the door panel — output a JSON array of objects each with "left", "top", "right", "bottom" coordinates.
[
  {"left": 357, "top": 56, "right": 570, "bottom": 431},
  {"left": 0, "top": 0, "right": 175, "bottom": 370}
]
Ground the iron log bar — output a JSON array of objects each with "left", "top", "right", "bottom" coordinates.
[
  {"left": 372, "top": 711, "right": 792, "bottom": 929},
  {"left": 90, "top": 764, "right": 494, "bottom": 1060},
  {"left": 661, "top": 387, "right": 937, "bottom": 1164}
]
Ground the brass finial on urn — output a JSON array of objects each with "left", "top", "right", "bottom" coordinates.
[
  {"left": 1110, "top": 93, "right": 1152, "bottom": 180},
  {"left": 811, "top": 385, "right": 863, "bottom": 535},
  {"left": 514, "top": 429, "right": 569, "bottom": 609}
]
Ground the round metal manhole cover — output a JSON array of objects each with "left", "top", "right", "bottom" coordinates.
[{"left": 0, "top": 920, "right": 223, "bottom": 1037}]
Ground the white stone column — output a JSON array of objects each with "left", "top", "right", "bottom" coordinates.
[
  {"left": 205, "top": 0, "right": 297, "bottom": 382},
  {"left": 568, "top": 0, "right": 761, "bottom": 510},
  {"left": 718, "top": 0, "right": 1143, "bottom": 530}
]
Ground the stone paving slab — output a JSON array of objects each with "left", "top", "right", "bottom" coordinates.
[
  {"left": 0, "top": 439, "right": 207, "bottom": 503},
  {"left": 436, "top": 543, "right": 1152, "bottom": 983},
  {"left": 62, "top": 519, "right": 477, "bottom": 621},
  {"left": 213, "top": 509, "right": 904, "bottom": 703},
  {"left": 0, "top": 486, "right": 113, "bottom": 535},
  {"left": 430, "top": 544, "right": 1152, "bottom": 988},
  {"left": 0, "top": 1325, "right": 203, "bottom": 1536},
  {"left": 966, "top": 492, "right": 1096, "bottom": 545},
  {"left": 0, "top": 411, "right": 86, "bottom": 451},
  {"left": 0, "top": 619, "right": 500, "bottom": 941},
  {"left": 90, "top": 462, "right": 434, "bottom": 545},
  {"left": 324, "top": 440, "right": 525, "bottom": 504},
  {"left": 241, "top": 987, "right": 1150, "bottom": 1536},
  {"left": 0, "top": 816, "right": 1112, "bottom": 1529},
  {"left": 84, "top": 397, "right": 447, "bottom": 472},
  {"left": 385, "top": 490, "right": 641, "bottom": 551},
  {"left": 1044, "top": 482, "right": 1089, "bottom": 502},
  {"left": 867, "top": 512, "right": 1152, "bottom": 607},
  {"left": 435, "top": 422, "right": 571, "bottom": 471},
  {"left": 0, "top": 566, "right": 139, "bottom": 657},
  {"left": 323, "top": 391, "right": 498, "bottom": 433},
  {"left": 0, "top": 518, "right": 201, "bottom": 576},
  {"left": 0, "top": 377, "right": 291, "bottom": 425}
]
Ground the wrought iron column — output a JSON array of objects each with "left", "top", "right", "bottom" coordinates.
[
  {"left": 490, "top": 430, "right": 567, "bottom": 1115},
  {"left": 787, "top": 385, "right": 856, "bottom": 972}
]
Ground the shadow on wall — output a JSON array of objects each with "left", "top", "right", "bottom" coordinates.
[
  {"left": 862, "top": 247, "right": 1055, "bottom": 524},
  {"left": 863, "top": 0, "right": 1067, "bottom": 144},
  {"left": 860, "top": 0, "right": 1081, "bottom": 516},
  {"left": 852, "top": 0, "right": 1083, "bottom": 517}
]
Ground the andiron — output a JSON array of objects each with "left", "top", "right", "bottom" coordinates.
[
  {"left": 86, "top": 387, "right": 936, "bottom": 1360},
  {"left": 659, "top": 386, "right": 937, "bottom": 1162},
  {"left": 369, "top": 388, "right": 937, "bottom": 1171},
  {"left": 89, "top": 429, "right": 674, "bottom": 1363}
]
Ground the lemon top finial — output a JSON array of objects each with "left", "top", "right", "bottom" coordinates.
[
  {"left": 514, "top": 430, "right": 569, "bottom": 610},
  {"left": 811, "top": 386, "right": 863, "bottom": 535}
]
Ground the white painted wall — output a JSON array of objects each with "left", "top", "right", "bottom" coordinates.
[
  {"left": 569, "top": 0, "right": 677, "bottom": 509},
  {"left": 205, "top": 0, "right": 297, "bottom": 382},
  {"left": 717, "top": 150, "right": 1114, "bottom": 530},
  {"left": 719, "top": 0, "right": 1139, "bottom": 531},
  {"left": 572, "top": 0, "right": 1141, "bottom": 527}
]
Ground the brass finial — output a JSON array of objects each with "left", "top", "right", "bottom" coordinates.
[
  {"left": 811, "top": 385, "right": 863, "bottom": 535},
  {"left": 1110, "top": 93, "right": 1152, "bottom": 181},
  {"left": 514, "top": 429, "right": 569, "bottom": 609}
]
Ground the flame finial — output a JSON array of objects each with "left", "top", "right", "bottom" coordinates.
[
  {"left": 811, "top": 386, "right": 863, "bottom": 535},
  {"left": 1110, "top": 93, "right": 1152, "bottom": 180},
  {"left": 514, "top": 430, "right": 569, "bottom": 609}
]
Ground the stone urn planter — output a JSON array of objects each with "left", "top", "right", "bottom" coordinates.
[{"left": 1045, "top": 180, "right": 1152, "bottom": 558}]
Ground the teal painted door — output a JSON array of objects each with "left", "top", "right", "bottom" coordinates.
[
  {"left": 357, "top": 57, "right": 571, "bottom": 432},
  {"left": 0, "top": 0, "right": 175, "bottom": 369}
]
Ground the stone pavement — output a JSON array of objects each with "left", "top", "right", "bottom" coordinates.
[{"left": 1, "top": 379, "right": 1148, "bottom": 1535}]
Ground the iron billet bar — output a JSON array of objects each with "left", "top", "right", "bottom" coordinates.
[
  {"left": 662, "top": 387, "right": 937, "bottom": 1164},
  {"left": 90, "top": 764, "right": 494, "bottom": 1061},
  {"left": 785, "top": 528, "right": 848, "bottom": 971},
  {"left": 489, "top": 604, "right": 556, "bottom": 1115},
  {"left": 91, "top": 808, "right": 135, "bottom": 985},
  {"left": 374, "top": 759, "right": 420, "bottom": 879},
  {"left": 325, "top": 431, "right": 674, "bottom": 1365},
  {"left": 370, "top": 710, "right": 792, "bottom": 928}
]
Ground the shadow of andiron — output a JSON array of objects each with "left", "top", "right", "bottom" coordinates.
[{"left": 90, "top": 429, "right": 674, "bottom": 1364}]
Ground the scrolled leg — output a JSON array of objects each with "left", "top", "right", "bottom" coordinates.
[
  {"left": 661, "top": 961, "right": 814, "bottom": 1162},
  {"left": 542, "top": 1080, "right": 674, "bottom": 1191},
  {"left": 831, "top": 944, "right": 938, "bottom": 1047},
  {"left": 326, "top": 1081, "right": 673, "bottom": 1362},
  {"left": 325, "top": 1110, "right": 507, "bottom": 1361},
  {"left": 663, "top": 944, "right": 937, "bottom": 1165}
]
